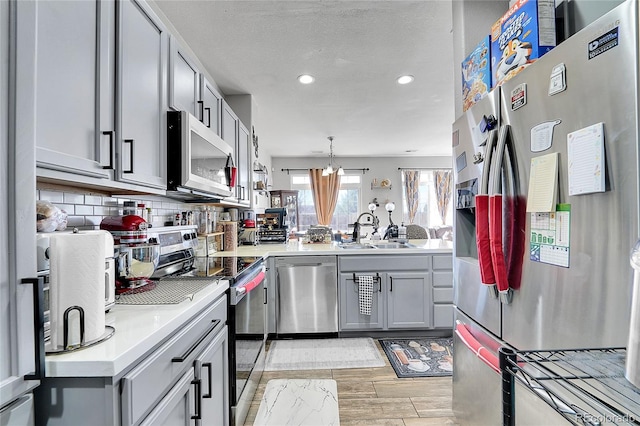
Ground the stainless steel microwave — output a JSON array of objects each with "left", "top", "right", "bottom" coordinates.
[{"left": 167, "top": 111, "right": 234, "bottom": 200}]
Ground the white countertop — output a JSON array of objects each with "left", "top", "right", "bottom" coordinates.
[
  {"left": 213, "top": 238, "right": 453, "bottom": 258},
  {"left": 45, "top": 279, "right": 229, "bottom": 378}
]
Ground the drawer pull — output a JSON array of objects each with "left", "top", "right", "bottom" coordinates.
[{"left": 171, "top": 319, "right": 220, "bottom": 363}]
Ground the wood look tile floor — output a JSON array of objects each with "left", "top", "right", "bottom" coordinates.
[{"left": 244, "top": 340, "right": 458, "bottom": 426}]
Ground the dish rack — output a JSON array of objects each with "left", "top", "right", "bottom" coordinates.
[{"left": 499, "top": 347, "right": 640, "bottom": 425}]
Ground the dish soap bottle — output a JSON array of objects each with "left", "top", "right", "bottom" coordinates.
[{"left": 398, "top": 222, "right": 407, "bottom": 242}]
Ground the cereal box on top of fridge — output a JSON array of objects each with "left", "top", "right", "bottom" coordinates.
[
  {"left": 462, "top": 36, "right": 491, "bottom": 112},
  {"left": 490, "top": 0, "right": 556, "bottom": 88}
]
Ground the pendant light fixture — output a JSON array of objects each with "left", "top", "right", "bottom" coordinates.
[{"left": 322, "top": 136, "right": 344, "bottom": 176}]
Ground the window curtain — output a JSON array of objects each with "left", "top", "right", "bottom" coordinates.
[
  {"left": 402, "top": 170, "right": 421, "bottom": 224},
  {"left": 309, "top": 168, "right": 341, "bottom": 226},
  {"left": 433, "top": 170, "right": 452, "bottom": 225}
]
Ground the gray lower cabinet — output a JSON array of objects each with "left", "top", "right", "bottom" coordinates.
[
  {"left": 387, "top": 272, "right": 431, "bottom": 329},
  {"left": 432, "top": 254, "right": 454, "bottom": 328},
  {"left": 338, "top": 254, "right": 452, "bottom": 332},
  {"left": 35, "top": 295, "right": 228, "bottom": 426},
  {"left": 339, "top": 272, "right": 385, "bottom": 330}
]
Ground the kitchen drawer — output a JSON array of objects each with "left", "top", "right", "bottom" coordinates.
[
  {"left": 433, "top": 287, "right": 453, "bottom": 303},
  {"left": 339, "top": 255, "right": 429, "bottom": 272},
  {"left": 121, "top": 295, "right": 227, "bottom": 426},
  {"left": 432, "top": 254, "right": 452, "bottom": 270},
  {"left": 433, "top": 304, "right": 454, "bottom": 328},
  {"left": 433, "top": 270, "right": 453, "bottom": 288}
]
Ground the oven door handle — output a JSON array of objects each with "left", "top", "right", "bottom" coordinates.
[{"left": 237, "top": 271, "right": 265, "bottom": 296}]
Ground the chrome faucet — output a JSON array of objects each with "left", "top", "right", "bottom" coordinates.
[{"left": 352, "top": 212, "right": 379, "bottom": 243}]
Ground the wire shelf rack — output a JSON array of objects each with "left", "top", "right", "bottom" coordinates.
[{"left": 500, "top": 347, "right": 640, "bottom": 425}]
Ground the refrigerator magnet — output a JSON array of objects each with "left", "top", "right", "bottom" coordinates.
[
  {"left": 511, "top": 83, "right": 527, "bottom": 110},
  {"left": 530, "top": 120, "right": 561, "bottom": 152},
  {"left": 548, "top": 63, "right": 566, "bottom": 96}
]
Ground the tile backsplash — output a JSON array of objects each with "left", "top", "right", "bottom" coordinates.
[{"left": 37, "top": 187, "right": 222, "bottom": 230}]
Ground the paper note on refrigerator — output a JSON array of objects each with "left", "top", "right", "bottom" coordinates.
[
  {"left": 526, "top": 152, "right": 558, "bottom": 212},
  {"left": 567, "top": 123, "right": 605, "bottom": 195}
]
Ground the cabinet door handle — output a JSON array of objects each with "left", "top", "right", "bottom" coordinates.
[
  {"left": 379, "top": 281, "right": 382, "bottom": 292},
  {"left": 390, "top": 277, "right": 393, "bottom": 292},
  {"left": 101, "top": 131, "right": 114, "bottom": 170},
  {"left": 172, "top": 319, "right": 220, "bottom": 362},
  {"left": 202, "top": 362, "right": 213, "bottom": 398},
  {"left": 23, "top": 277, "right": 45, "bottom": 380},
  {"left": 123, "top": 139, "right": 134, "bottom": 173},
  {"left": 198, "top": 100, "right": 204, "bottom": 123},
  {"left": 264, "top": 287, "right": 267, "bottom": 305},
  {"left": 205, "top": 107, "right": 211, "bottom": 128},
  {"left": 191, "top": 378, "right": 202, "bottom": 420}
]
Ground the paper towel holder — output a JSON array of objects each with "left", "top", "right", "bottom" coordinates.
[{"left": 46, "top": 305, "right": 115, "bottom": 354}]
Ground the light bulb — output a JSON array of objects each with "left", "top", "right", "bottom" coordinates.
[
  {"left": 337, "top": 167, "right": 344, "bottom": 176},
  {"left": 368, "top": 203, "right": 377, "bottom": 211},
  {"left": 322, "top": 168, "right": 329, "bottom": 176},
  {"left": 326, "top": 164, "right": 333, "bottom": 174},
  {"left": 385, "top": 202, "right": 395, "bottom": 212}
]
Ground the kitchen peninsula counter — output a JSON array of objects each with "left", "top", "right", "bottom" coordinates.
[
  {"left": 44, "top": 279, "right": 229, "bottom": 378},
  {"left": 214, "top": 238, "right": 453, "bottom": 258}
]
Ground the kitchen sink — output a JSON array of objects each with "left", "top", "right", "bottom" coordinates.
[
  {"left": 337, "top": 243, "right": 377, "bottom": 249},
  {"left": 337, "top": 242, "right": 416, "bottom": 249}
]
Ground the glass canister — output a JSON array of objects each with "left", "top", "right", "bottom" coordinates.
[{"left": 626, "top": 238, "right": 640, "bottom": 388}]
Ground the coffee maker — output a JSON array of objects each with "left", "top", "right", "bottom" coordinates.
[{"left": 100, "top": 215, "right": 160, "bottom": 294}]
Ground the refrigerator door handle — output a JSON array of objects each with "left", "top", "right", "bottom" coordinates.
[
  {"left": 489, "top": 125, "right": 513, "bottom": 304},
  {"left": 475, "top": 129, "right": 498, "bottom": 296},
  {"left": 455, "top": 323, "right": 500, "bottom": 373}
]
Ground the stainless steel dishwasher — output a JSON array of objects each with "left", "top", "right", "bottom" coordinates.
[{"left": 275, "top": 256, "right": 338, "bottom": 334}]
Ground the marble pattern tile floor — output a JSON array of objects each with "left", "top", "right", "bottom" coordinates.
[{"left": 245, "top": 340, "right": 458, "bottom": 425}]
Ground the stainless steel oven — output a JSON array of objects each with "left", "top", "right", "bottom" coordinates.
[{"left": 226, "top": 257, "right": 266, "bottom": 426}]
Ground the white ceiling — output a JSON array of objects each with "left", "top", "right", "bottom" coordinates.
[{"left": 153, "top": 0, "right": 455, "bottom": 159}]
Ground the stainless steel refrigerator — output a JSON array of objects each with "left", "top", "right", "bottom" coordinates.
[{"left": 452, "top": 0, "right": 638, "bottom": 423}]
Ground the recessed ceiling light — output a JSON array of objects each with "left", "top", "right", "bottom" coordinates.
[
  {"left": 405, "top": 149, "right": 418, "bottom": 153},
  {"left": 298, "top": 74, "right": 315, "bottom": 84},
  {"left": 397, "top": 75, "right": 415, "bottom": 85}
]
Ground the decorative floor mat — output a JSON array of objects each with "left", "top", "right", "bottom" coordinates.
[
  {"left": 264, "top": 338, "right": 385, "bottom": 371},
  {"left": 115, "top": 278, "right": 212, "bottom": 305},
  {"left": 253, "top": 379, "right": 339, "bottom": 425},
  {"left": 379, "top": 337, "right": 453, "bottom": 378}
]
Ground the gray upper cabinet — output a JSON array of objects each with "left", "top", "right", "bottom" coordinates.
[
  {"left": 29, "top": 0, "right": 115, "bottom": 179},
  {"left": 221, "top": 100, "right": 238, "bottom": 148},
  {"left": 116, "top": 0, "right": 167, "bottom": 189},
  {"left": 200, "top": 76, "right": 223, "bottom": 135},
  {"left": 237, "top": 123, "right": 251, "bottom": 204},
  {"left": 169, "top": 36, "right": 199, "bottom": 117}
]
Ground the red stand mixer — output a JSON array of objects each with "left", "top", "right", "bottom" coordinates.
[{"left": 100, "top": 215, "right": 160, "bottom": 294}]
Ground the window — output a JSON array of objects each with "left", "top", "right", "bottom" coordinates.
[
  {"left": 401, "top": 170, "right": 453, "bottom": 228},
  {"left": 291, "top": 174, "right": 361, "bottom": 232}
]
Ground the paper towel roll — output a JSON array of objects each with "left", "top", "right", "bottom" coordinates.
[{"left": 49, "top": 230, "right": 113, "bottom": 349}]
